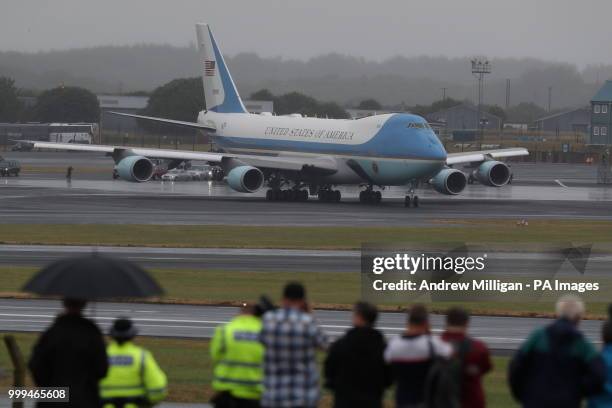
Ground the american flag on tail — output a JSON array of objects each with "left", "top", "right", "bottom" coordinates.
[{"left": 204, "top": 60, "right": 216, "bottom": 76}]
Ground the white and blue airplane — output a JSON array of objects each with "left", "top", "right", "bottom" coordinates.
[{"left": 25, "top": 24, "right": 528, "bottom": 206}]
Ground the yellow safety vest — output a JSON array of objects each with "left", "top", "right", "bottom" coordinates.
[
  {"left": 210, "top": 314, "right": 263, "bottom": 400},
  {"left": 100, "top": 341, "right": 167, "bottom": 408}
]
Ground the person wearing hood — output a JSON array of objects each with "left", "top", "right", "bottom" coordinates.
[
  {"left": 324, "top": 301, "right": 391, "bottom": 408},
  {"left": 509, "top": 295, "right": 605, "bottom": 408}
]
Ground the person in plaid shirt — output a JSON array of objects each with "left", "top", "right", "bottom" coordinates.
[{"left": 259, "top": 282, "right": 329, "bottom": 408}]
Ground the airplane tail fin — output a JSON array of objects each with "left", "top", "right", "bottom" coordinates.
[{"left": 196, "top": 23, "right": 247, "bottom": 113}]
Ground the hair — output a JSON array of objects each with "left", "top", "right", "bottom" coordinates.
[
  {"left": 62, "top": 298, "right": 86, "bottom": 310},
  {"left": 354, "top": 301, "right": 378, "bottom": 327},
  {"left": 555, "top": 294, "right": 585, "bottom": 321},
  {"left": 283, "top": 281, "right": 306, "bottom": 301},
  {"left": 446, "top": 307, "right": 470, "bottom": 327},
  {"left": 408, "top": 304, "right": 429, "bottom": 326},
  {"left": 603, "top": 320, "right": 612, "bottom": 345}
]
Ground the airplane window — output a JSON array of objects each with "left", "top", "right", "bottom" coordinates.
[{"left": 407, "top": 123, "right": 427, "bottom": 129}]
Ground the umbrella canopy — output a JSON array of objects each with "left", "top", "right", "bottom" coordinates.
[{"left": 23, "top": 254, "right": 164, "bottom": 300}]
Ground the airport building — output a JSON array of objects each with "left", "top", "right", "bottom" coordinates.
[
  {"left": 590, "top": 80, "right": 612, "bottom": 145},
  {"left": 533, "top": 108, "right": 590, "bottom": 134},
  {"left": 426, "top": 104, "right": 502, "bottom": 132},
  {"left": 99, "top": 95, "right": 149, "bottom": 133}
]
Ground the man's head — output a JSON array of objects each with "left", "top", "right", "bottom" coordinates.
[
  {"left": 62, "top": 298, "right": 86, "bottom": 315},
  {"left": 407, "top": 304, "right": 429, "bottom": 333},
  {"left": 445, "top": 307, "right": 470, "bottom": 333},
  {"left": 602, "top": 320, "right": 612, "bottom": 345},
  {"left": 110, "top": 317, "right": 138, "bottom": 343},
  {"left": 353, "top": 301, "right": 378, "bottom": 328},
  {"left": 556, "top": 294, "right": 585, "bottom": 324},
  {"left": 282, "top": 281, "right": 306, "bottom": 310}
]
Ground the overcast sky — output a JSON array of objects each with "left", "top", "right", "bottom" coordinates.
[{"left": 2, "top": 0, "right": 611, "bottom": 65}]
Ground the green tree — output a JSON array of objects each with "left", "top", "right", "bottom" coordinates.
[
  {"left": 357, "top": 98, "right": 382, "bottom": 110},
  {"left": 505, "top": 102, "right": 547, "bottom": 124},
  {"left": 249, "top": 89, "right": 275, "bottom": 101},
  {"left": 410, "top": 97, "right": 462, "bottom": 116},
  {"left": 0, "top": 77, "right": 22, "bottom": 122},
  {"left": 486, "top": 105, "right": 507, "bottom": 124},
  {"left": 33, "top": 86, "right": 99, "bottom": 123},
  {"left": 316, "top": 102, "right": 350, "bottom": 119},
  {"left": 273, "top": 91, "right": 349, "bottom": 119},
  {"left": 140, "top": 77, "right": 204, "bottom": 134}
]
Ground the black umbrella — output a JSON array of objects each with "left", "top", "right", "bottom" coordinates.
[{"left": 23, "top": 254, "right": 164, "bottom": 300}]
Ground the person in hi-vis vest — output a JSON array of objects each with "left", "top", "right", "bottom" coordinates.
[
  {"left": 100, "top": 318, "right": 167, "bottom": 408},
  {"left": 210, "top": 298, "right": 274, "bottom": 408}
]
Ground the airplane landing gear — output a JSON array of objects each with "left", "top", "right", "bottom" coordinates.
[
  {"left": 318, "top": 188, "right": 341, "bottom": 202},
  {"left": 404, "top": 195, "right": 419, "bottom": 207},
  {"left": 266, "top": 189, "right": 308, "bottom": 202},
  {"left": 359, "top": 187, "right": 381, "bottom": 204},
  {"left": 404, "top": 182, "right": 419, "bottom": 208}
]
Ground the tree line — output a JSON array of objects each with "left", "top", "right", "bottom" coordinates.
[{"left": 0, "top": 75, "right": 551, "bottom": 129}]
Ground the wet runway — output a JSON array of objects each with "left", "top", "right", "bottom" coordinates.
[
  {"left": 0, "top": 298, "right": 602, "bottom": 352},
  {"left": 1, "top": 184, "right": 612, "bottom": 226},
  {"left": 0, "top": 151, "right": 610, "bottom": 226}
]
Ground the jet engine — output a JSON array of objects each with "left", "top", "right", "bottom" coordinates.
[
  {"left": 226, "top": 166, "right": 264, "bottom": 193},
  {"left": 475, "top": 161, "right": 511, "bottom": 187},
  {"left": 116, "top": 156, "right": 154, "bottom": 182},
  {"left": 431, "top": 168, "right": 467, "bottom": 195}
]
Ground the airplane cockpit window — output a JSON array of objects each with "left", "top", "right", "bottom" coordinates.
[{"left": 407, "top": 122, "right": 432, "bottom": 130}]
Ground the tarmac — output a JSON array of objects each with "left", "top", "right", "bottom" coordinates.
[
  {"left": 0, "top": 298, "right": 603, "bottom": 352},
  {"left": 1, "top": 244, "right": 611, "bottom": 276}
]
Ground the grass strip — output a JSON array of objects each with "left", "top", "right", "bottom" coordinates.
[
  {"left": 1, "top": 267, "right": 609, "bottom": 318},
  {"left": 0, "top": 221, "right": 611, "bottom": 249}
]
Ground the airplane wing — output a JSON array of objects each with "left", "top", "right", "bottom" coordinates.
[
  {"left": 20, "top": 141, "right": 338, "bottom": 173},
  {"left": 446, "top": 147, "right": 529, "bottom": 165},
  {"left": 108, "top": 112, "right": 216, "bottom": 131}
]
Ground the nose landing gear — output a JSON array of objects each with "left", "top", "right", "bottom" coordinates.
[{"left": 404, "top": 182, "right": 420, "bottom": 208}]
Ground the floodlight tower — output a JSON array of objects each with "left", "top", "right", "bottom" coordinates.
[{"left": 471, "top": 58, "right": 491, "bottom": 149}]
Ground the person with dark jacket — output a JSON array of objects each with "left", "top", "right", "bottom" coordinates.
[
  {"left": 385, "top": 304, "right": 452, "bottom": 408},
  {"left": 509, "top": 295, "right": 605, "bottom": 408},
  {"left": 588, "top": 308, "right": 612, "bottom": 408},
  {"left": 29, "top": 298, "right": 108, "bottom": 408},
  {"left": 324, "top": 302, "right": 391, "bottom": 408},
  {"left": 441, "top": 307, "right": 492, "bottom": 408}
]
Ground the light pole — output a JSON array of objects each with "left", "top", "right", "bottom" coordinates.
[{"left": 471, "top": 58, "right": 491, "bottom": 149}]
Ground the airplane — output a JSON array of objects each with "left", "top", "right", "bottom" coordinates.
[{"left": 22, "top": 23, "right": 528, "bottom": 207}]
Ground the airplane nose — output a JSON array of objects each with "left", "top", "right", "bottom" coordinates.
[{"left": 424, "top": 134, "right": 447, "bottom": 161}]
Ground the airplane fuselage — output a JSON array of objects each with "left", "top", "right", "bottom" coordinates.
[{"left": 199, "top": 111, "right": 447, "bottom": 186}]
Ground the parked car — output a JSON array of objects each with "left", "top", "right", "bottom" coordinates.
[{"left": 161, "top": 169, "right": 194, "bottom": 182}]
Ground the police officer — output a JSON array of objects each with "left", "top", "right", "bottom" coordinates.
[
  {"left": 210, "top": 298, "right": 273, "bottom": 408},
  {"left": 100, "top": 318, "right": 167, "bottom": 408}
]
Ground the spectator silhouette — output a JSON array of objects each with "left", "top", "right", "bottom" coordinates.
[
  {"left": 259, "top": 282, "right": 328, "bottom": 408},
  {"left": 385, "top": 304, "right": 452, "bottom": 408},
  {"left": 441, "top": 307, "right": 492, "bottom": 408},
  {"left": 588, "top": 306, "right": 612, "bottom": 408},
  {"left": 29, "top": 298, "right": 108, "bottom": 408},
  {"left": 324, "top": 301, "right": 391, "bottom": 408},
  {"left": 509, "top": 295, "right": 605, "bottom": 408}
]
